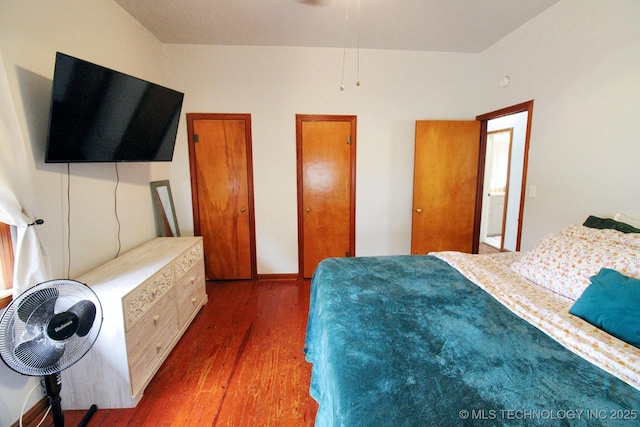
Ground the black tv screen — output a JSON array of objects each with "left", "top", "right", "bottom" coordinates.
[{"left": 45, "top": 52, "right": 184, "bottom": 163}]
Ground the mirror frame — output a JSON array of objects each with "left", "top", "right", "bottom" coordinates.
[{"left": 150, "top": 180, "right": 180, "bottom": 237}]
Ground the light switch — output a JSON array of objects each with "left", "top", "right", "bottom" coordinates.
[{"left": 529, "top": 185, "right": 537, "bottom": 198}]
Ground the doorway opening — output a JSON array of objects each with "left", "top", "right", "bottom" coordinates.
[
  {"left": 474, "top": 100, "right": 533, "bottom": 253},
  {"left": 481, "top": 128, "right": 513, "bottom": 251}
]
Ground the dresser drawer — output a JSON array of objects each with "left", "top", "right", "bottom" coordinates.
[
  {"left": 128, "top": 303, "right": 179, "bottom": 395},
  {"left": 125, "top": 289, "right": 178, "bottom": 360},
  {"left": 176, "top": 260, "right": 206, "bottom": 327},
  {"left": 123, "top": 267, "right": 175, "bottom": 331},
  {"left": 175, "top": 242, "right": 203, "bottom": 281}
]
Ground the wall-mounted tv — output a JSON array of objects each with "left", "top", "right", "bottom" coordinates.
[{"left": 45, "top": 52, "right": 184, "bottom": 163}]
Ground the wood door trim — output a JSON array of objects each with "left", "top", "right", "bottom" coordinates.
[
  {"left": 186, "top": 113, "right": 258, "bottom": 280},
  {"left": 474, "top": 100, "right": 534, "bottom": 253},
  {"left": 296, "top": 114, "right": 357, "bottom": 279}
]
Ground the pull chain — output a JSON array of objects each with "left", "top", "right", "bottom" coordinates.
[
  {"left": 339, "top": 0, "right": 362, "bottom": 91},
  {"left": 356, "top": 0, "right": 360, "bottom": 86},
  {"left": 340, "top": 0, "right": 350, "bottom": 91}
]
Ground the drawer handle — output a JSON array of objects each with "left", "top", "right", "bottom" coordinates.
[
  {"left": 191, "top": 297, "right": 197, "bottom": 304},
  {"left": 156, "top": 342, "right": 162, "bottom": 352},
  {"left": 153, "top": 314, "right": 160, "bottom": 324},
  {"left": 190, "top": 276, "right": 195, "bottom": 284}
]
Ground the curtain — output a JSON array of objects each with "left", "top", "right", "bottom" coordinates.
[{"left": 0, "top": 52, "right": 52, "bottom": 297}]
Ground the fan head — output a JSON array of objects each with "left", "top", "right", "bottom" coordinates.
[{"left": 0, "top": 279, "right": 103, "bottom": 376}]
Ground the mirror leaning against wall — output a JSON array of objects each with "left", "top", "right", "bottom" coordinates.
[{"left": 150, "top": 180, "right": 180, "bottom": 237}]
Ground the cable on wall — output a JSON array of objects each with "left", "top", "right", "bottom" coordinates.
[
  {"left": 64, "top": 163, "right": 123, "bottom": 279},
  {"left": 66, "top": 163, "right": 71, "bottom": 279},
  {"left": 114, "top": 163, "right": 122, "bottom": 257}
]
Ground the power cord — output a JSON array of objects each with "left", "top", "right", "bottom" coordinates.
[
  {"left": 114, "top": 163, "right": 122, "bottom": 257},
  {"left": 66, "top": 163, "right": 71, "bottom": 279},
  {"left": 65, "top": 163, "right": 123, "bottom": 276},
  {"left": 19, "top": 381, "right": 51, "bottom": 427}
]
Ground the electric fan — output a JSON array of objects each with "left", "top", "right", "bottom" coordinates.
[{"left": 0, "top": 279, "right": 103, "bottom": 427}]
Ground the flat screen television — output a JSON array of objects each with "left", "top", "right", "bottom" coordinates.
[{"left": 45, "top": 52, "right": 184, "bottom": 163}]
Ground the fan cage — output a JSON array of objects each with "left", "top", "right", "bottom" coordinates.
[{"left": 0, "top": 279, "right": 103, "bottom": 376}]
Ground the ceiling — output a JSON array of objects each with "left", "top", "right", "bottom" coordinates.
[{"left": 113, "top": 0, "right": 561, "bottom": 53}]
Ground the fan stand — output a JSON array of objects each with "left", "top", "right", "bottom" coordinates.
[{"left": 44, "top": 373, "right": 97, "bottom": 427}]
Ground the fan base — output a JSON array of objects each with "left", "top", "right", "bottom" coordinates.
[
  {"left": 45, "top": 374, "right": 97, "bottom": 427},
  {"left": 77, "top": 404, "right": 98, "bottom": 427}
]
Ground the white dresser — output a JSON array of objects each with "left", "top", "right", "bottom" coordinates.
[{"left": 60, "top": 237, "right": 207, "bottom": 409}]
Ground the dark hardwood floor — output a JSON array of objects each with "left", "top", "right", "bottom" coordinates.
[{"left": 57, "top": 279, "right": 318, "bottom": 426}]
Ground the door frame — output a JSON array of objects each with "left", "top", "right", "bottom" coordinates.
[
  {"left": 186, "top": 113, "right": 258, "bottom": 280},
  {"left": 473, "top": 100, "right": 534, "bottom": 253},
  {"left": 295, "top": 114, "right": 357, "bottom": 279}
]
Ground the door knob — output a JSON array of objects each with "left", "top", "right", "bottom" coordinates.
[
  {"left": 241, "top": 207, "right": 246, "bottom": 212},
  {"left": 306, "top": 208, "right": 311, "bottom": 213},
  {"left": 415, "top": 208, "right": 423, "bottom": 213}
]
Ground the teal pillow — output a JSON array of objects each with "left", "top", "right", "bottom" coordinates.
[
  {"left": 583, "top": 215, "right": 640, "bottom": 233},
  {"left": 570, "top": 268, "right": 640, "bottom": 348}
]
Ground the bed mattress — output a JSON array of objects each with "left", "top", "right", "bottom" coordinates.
[{"left": 304, "top": 254, "right": 640, "bottom": 426}]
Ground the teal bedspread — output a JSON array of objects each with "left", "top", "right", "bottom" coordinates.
[{"left": 304, "top": 255, "right": 640, "bottom": 426}]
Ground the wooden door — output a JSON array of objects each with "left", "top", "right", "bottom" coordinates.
[
  {"left": 187, "top": 114, "right": 256, "bottom": 280},
  {"left": 411, "top": 120, "right": 481, "bottom": 254},
  {"left": 297, "top": 115, "right": 356, "bottom": 279}
]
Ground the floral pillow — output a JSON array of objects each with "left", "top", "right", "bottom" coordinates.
[{"left": 511, "top": 225, "right": 640, "bottom": 300}]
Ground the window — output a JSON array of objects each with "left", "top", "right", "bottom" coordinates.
[{"left": 0, "top": 222, "right": 14, "bottom": 309}]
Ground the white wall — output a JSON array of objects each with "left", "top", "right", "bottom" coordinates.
[
  {"left": 0, "top": 1, "right": 171, "bottom": 425},
  {"left": 165, "top": 45, "right": 480, "bottom": 274},
  {"left": 477, "top": 0, "right": 640, "bottom": 249}
]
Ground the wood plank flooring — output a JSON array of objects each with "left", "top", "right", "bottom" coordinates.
[
  {"left": 57, "top": 279, "right": 318, "bottom": 426},
  {"left": 478, "top": 242, "right": 501, "bottom": 254}
]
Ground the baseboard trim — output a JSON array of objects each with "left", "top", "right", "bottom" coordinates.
[
  {"left": 257, "top": 273, "right": 298, "bottom": 282},
  {"left": 10, "top": 397, "right": 49, "bottom": 427}
]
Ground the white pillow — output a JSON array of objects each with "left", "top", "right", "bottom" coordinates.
[
  {"left": 614, "top": 213, "right": 640, "bottom": 229},
  {"left": 511, "top": 225, "right": 640, "bottom": 300}
]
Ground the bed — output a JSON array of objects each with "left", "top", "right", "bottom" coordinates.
[{"left": 304, "top": 220, "right": 640, "bottom": 426}]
